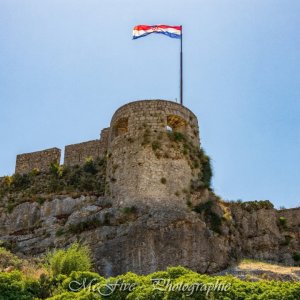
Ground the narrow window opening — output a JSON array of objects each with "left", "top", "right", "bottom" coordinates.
[
  {"left": 112, "top": 117, "right": 129, "bottom": 140},
  {"left": 167, "top": 115, "right": 187, "bottom": 133}
]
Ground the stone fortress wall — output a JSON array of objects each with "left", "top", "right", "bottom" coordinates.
[
  {"left": 15, "top": 128, "right": 110, "bottom": 174},
  {"left": 64, "top": 128, "right": 110, "bottom": 166},
  {"left": 14, "top": 99, "right": 201, "bottom": 207},
  {"left": 15, "top": 148, "right": 61, "bottom": 174},
  {"left": 106, "top": 100, "right": 201, "bottom": 207}
]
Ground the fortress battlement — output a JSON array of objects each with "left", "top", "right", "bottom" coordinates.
[
  {"left": 15, "top": 128, "right": 110, "bottom": 174},
  {"left": 14, "top": 99, "right": 201, "bottom": 207}
]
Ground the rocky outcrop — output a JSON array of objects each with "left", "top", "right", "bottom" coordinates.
[{"left": 0, "top": 195, "right": 299, "bottom": 277}]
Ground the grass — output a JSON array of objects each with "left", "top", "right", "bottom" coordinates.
[{"left": 239, "top": 259, "right": 300, "bottom": 276}]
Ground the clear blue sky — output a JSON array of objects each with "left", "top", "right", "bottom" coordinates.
[{"left": 0, "top": 0, "right": 299, "bottom": 208}]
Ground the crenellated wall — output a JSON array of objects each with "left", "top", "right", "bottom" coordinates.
[
  {"left": 15, "top": 148, "right": 61, "bottom": 174},
  {"left": 14, "top": 128, "right": 110, "bottom": 173},
  {"left": 13, "top": 100, "right": 201, "bottom": 206},
  {"left": 64, "top": 128, "right": 109, "bottom": 167}
]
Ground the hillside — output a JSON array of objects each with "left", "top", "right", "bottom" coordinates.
[{"left": 0, "top": 159, "right": 299, "bottom": 277}]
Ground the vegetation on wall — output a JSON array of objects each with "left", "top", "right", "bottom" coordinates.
[
  {"left": 193, "top": 200, "right": 223, "bottom": 234},
  {"left": 142, "top": 127, "right": 213, "bottom": 191},
  {"left": 236, "top": 200, "right": 274, "bottom": 212},
  {"left": 0, "top": 158, "right": 107, "bottom": 213}
]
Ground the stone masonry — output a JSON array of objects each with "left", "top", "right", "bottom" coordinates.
[
  {"left": 14, "top": 100, "right": 201, "bottom": 208},
  {"left": 5, "top": 99, "right": 300, "bottom": 276},
  {"left": 15, "top": 148, "right": 61, "bottom": 174},
  {"left": 106, "top": 100, "right": 200, "bottom": 207},
  {"left": 64, "top": 128, "right": 109, "bottom": 167},
  {"left": 15, "top": 129, "right": 110, "bottom": 173}
]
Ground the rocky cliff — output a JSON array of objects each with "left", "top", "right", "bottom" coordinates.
[
  {"left": 0, "top": 190, "right": 299, "bottom": 277},
  {"left": 1, "top": 100, "right": 299, "bottom": 277}
]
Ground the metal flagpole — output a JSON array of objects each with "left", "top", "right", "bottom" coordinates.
[{"left": 180, "top": 25, "right": 183, "bottom": 105}]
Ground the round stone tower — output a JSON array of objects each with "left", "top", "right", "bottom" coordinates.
[{"left": 106, "top": 100, "right": 201, "bottom": 207}]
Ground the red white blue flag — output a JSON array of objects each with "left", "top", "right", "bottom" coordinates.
[{"left": 133, "top": 25, "right": 182, "bottom": 39}]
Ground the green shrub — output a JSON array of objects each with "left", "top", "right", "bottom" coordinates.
[
  {"left": 6, "top": 202, "right": 16, "bottom": 214},
  {"left": 0, "top": 271, "right": 40, "bottom": 300},
  {"left": 30, "top": 168, "right": 40, "bottom": 176},
  {"left": 1, "top": 264, "right": 300, "bottom": 299},
  {"left": 68, "top": 218, "right": 102, "bottom": 234},
  {"left": 0, "top": 247, "right": 22, "bottom": 270},
  {"left": 122, "top": 206, "right": 137, "bottom": 214},
  {"left": 36, "top": 197, "right": 46, "bottom": 205},
  {"left": 166, "top": 266, "right": 192, "bottom": 279},
  {"left": 45, "top": 243, "right": 92, "bottom": 277},
  {"left": 61, "top": 271, "right": 104, "bottom": 292},
  {"left": 168, "top": 131, "right": 186, "bottom": 142},
  {"left": 238, "top": 200, "right": 274, "bottom": 212},
  {"left": 55, "top": 228, "right": 65, "bottom": 237},
  {"left": 279, "top": 216, "right": 287, "bottom": 228},
  {"left": 50, "top": 163, "right": 64, "bottom": 178},
  {"left": 83, "top": 157, "right": 97, "bottom": 175},
  {"left": 293, "top": 252, "right": 300, "bottom": 262},
  {"left": 193, "top": 201, "right": 222, "bottom": 234},
  {"left": 198, "top": 148, "right": 213, "bottom": 189},
  {"left": 3, "top": 176, "right": 13, "bottom": 187},
  {"left": 12, "top": 173, "right": 31, "bottom": 190}
]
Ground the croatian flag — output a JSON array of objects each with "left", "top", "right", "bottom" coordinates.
[{"left": 133, "top": 25, "right": 182, "bottom": 39}]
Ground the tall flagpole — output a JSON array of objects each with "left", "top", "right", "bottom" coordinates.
[{"left": 180, "top": 25, "right": 183, "bottom": 105}]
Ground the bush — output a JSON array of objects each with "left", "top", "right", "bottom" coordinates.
[
  {"left": 198, "top": 148, "right": 213, "bottom": 189},
  {"left": 30, "top": 168, "right": 40, "bottom": 176},
  {"left": 6, "top": 202, "right": 16, "bottom": 214},
  {"left": 3, "top": 176, "right": 13, "bottom": 187},
  {"left": 46, "top": 243, "right": 92, "bottom": 277},
  {"left": 50, "top": 163, "right": 64, "bottom": 178},
  {"left": 36, "top": 197, "right": 46, "bottom": 205},
  {"left": 0, "top": 158, "right": 107, "bottom": 209},
  {"left": 0, "top": 271, "right": 40, "bottom": 300},
  {"left": 83, "top": 157, "right": 97, "bottom": 175},
  {"left": 1, "top": 265, "right": 300, "bottom": 299},
  {"left": 61, "top": 271, "right": 104, "bottom": 292},
  {"left": 238, "top": 200, "right": 274, "bottom": 212},
  {"left": 193, "top": 201, "right": 222, "bottom": 234},
  {"left": 279, "top": 216, "right": 287, "bottom": 228},
  {"left": 0, "top": 247, "right": 22, "bottom": 270},
  {"left": 293, "top": 252, "right": 300, "bottom": 262},
  {"left": 168, "top": 131, "right": 186, "bottom": 142},
  {"left": 55, "top": 228, "right": 65, "bottom": 237},
  {"left": 68, "top": 218, "right": 102, "bottom": 234},
  {"left": 12, "top": 173, "right": 31, "bottom": 190},
  {"left": 122, "top": 206, "right": 137, "bottom": 214}
]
